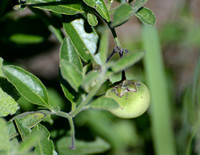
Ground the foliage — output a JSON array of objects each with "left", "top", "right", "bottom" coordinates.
[{"left": 0, "top": 0, "right": 199, "bottom": 155}]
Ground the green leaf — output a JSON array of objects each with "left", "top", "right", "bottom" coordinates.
[
  {"left": 142, "top": 25, "right": 176, "bottom": 155},
  {"left": 87, "top": 12, "right": 98, "bottom": 26},
  {"left": 0, "top": 118, "right": 10, "bottom": 155},
  {"left": 83, "top": 0, "right": 110, "bottom": 22},
  {"left": 48, "top": 88, "right": 65, "bottom": 111},
  {"left": 63, "top": 18, "right": 100, "bottom": 63},
  {"left": 89, "top": 96, "right": 119, "bottom": 110},
  {"left": 48, "top": 25, "right": 63, "bottom": 43},
  {"left": 32, "top": 124, "right": 54, "bottom": 155},
  {"left": 20, "top": 0, "right": 84, "bottom": 15},
  {"left": 135, "top": 7, "right": 156, "bottom": 25},
  {"left": 17, "top": 129, "right": 41, "bottom": 154},
  {"left": 7, "top": 112, "right": 46, "bottom": 139},
  {"left": 3, "top": 65, "right": 49, "bottom": 108},
  {"left": 81, "top": 71, "right": 99, "bottom": 91},
  {"left": 60, "top": 37, "right": 82, "bottom": 72},
  {"left": 15, "top": 118, "right": 32, "bottom": 140},
  {"left": 60, "top": 61, "right": 82, "bottom": 91},
  {"left": 60, "top": 77, "right": 76, "bottom": 103},
  {"left": 0, "top": 78, "right": 20, "bottom": 117},
  {"left": 9, "top": 34, "right": 44, "bottom": 44},
  {"left": 96, "top": 29, "right": 109, "bottom": 65},
  {"left": 0, "top": 58, "right": 5, "bottom": 78},
  {"left": 59, "top": 37, "right": 81, "bottom": 103},
  {"left": 109, "top": 51, "right": 144, "bottom": 73},
  {"left": 132, "top": 0, "right": 148, "bottom": 12},
  {"left": 57, "top": 137, "right": 110, "bottom": 155},
  {"left": 111, "top": 3, "right": 134, "bottom": 28}
]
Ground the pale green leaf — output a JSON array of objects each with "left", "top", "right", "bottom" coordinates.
[
  {"left": 63, "top": 18, "right": 100, "bottom": 63},
  {"left": 57, "top": 137, "right": 110, "bottom": 155},
  {"left": 96, "top": 29, "right": 109, "bottom": 65},
  {"left": 32, "top": 124, "right": 54, "bottom": 155},
  {"left": 87, "top": 12, "right": 98, "bottom": 26},
  {"left": 142, "top": 25, "right": 176, "bottom": 155},
  {"left": 0, "top": 57, "right": 5, "bottom": 78},
  {"left": 0, "top": 118, "right": 10, "bottom": 155},
  {"left": 0, "top": 78, "right": 19, "bottom": 117},
  {"left": 135, "top": 7, "right": 156, "bottom": 25},
  {"left": 3, "top": 65, "right": 49, "bottom": 108},
  {"left": 7, "top": 112, "right": 46, "bottom": 139},
  {"left": 17, "top": 129, "right": 41, "bottom": 154},
  {"left": 81, "top": 71, "right": 99, "bottom": 90},
  {"left": 83, "top": 0, "right": 110, "bottom": 22},
  {"left": 15, "top": 118, "right": 32, "bottom": 140}
]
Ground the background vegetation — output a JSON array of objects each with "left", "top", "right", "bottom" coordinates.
[{"left": 0, "top": 0, "right": 200, "bottom": 155}]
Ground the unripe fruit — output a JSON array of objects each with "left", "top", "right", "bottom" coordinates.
[{"left": 105, "top": 80, "right": 150, "bottom": 118}]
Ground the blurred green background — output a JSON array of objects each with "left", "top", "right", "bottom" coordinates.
[{"left": 0, "top": 0, "right": 200, "bottom": 154}]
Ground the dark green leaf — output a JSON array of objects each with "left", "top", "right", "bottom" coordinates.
[
  {"left": 89, "top": 97, "right": 119, "bottom": 110},
  {"left": 60, "top": 37, "right": 82, "bottom": 72},
  {"left": 109, "top": 51, "right": 144, "bottom": 73},
  {"left": 21, "top": 0, "right": 84, "bottom": 15},
  {"left": 3, "top": 65, "right": 49, "bottom": 108},
  {"left": 0, "top": 118, "right": 10, "bottom": 155},
  {"left": 32, "top": 124, "right": 54, "bottom": 155},
  {"left": 60, "top": 80, "right": 75, "bottom": 103},
  {"left": 48, "top": 88, "right": 65, "bottom": 111},
  {"left": 135, "top": 7, "right": 156, "bottom": 25},
  {"left": 87, "top": 12, "right": 98, "bottom": 26},
  {"left": 111, "top": 3, "right": 134, "bottom": 28},
  {"left": 7, "top": 112, "right": 45, "bottom": 139},
  {"left": 60, "top": 61, "right": 82, "bottom": 91},
  {"left": 132, "top": 0, "right": 148, "bottom": 12},
  {"left": 0, "top": 0, "right": 8, "bottom": 16},
  {"left": 57, "top": 137, "right": 110, "bottom": 155},
  {"left": 0, "top": 78, "right": 20, "bottom": 117},
  {"left": 83, "top": 0, "right": 110, "bottom": 22},
  {"left": 63, "top": 18, "right": 100, "bottom": 63}
]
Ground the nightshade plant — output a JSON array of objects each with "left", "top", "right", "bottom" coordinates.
[{"left": 0, "top": 0, "right": 155, "bottom": 154}]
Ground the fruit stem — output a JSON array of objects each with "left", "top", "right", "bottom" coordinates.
[
  {"left": 119, "top": 50, "right": 126, "bottom": 81},
  {"left": 107, "top": 23, "right": 127, "bottom": 80}
]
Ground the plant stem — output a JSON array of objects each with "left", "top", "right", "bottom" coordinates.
[
  {"left": 53, "top": 111, "right": 75, "bottom": 149},
  {"left": 71, "top": 78, "right": 106, "bottom": 117},
  {"left": 71, "top": 69, "right": 109, "bottom": 117},
  {"left": 106, "top": 48, "right": 117, "bottom": 62},
  {"left": 109, "top": 25, "right": 121, "bottom": 47}
]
